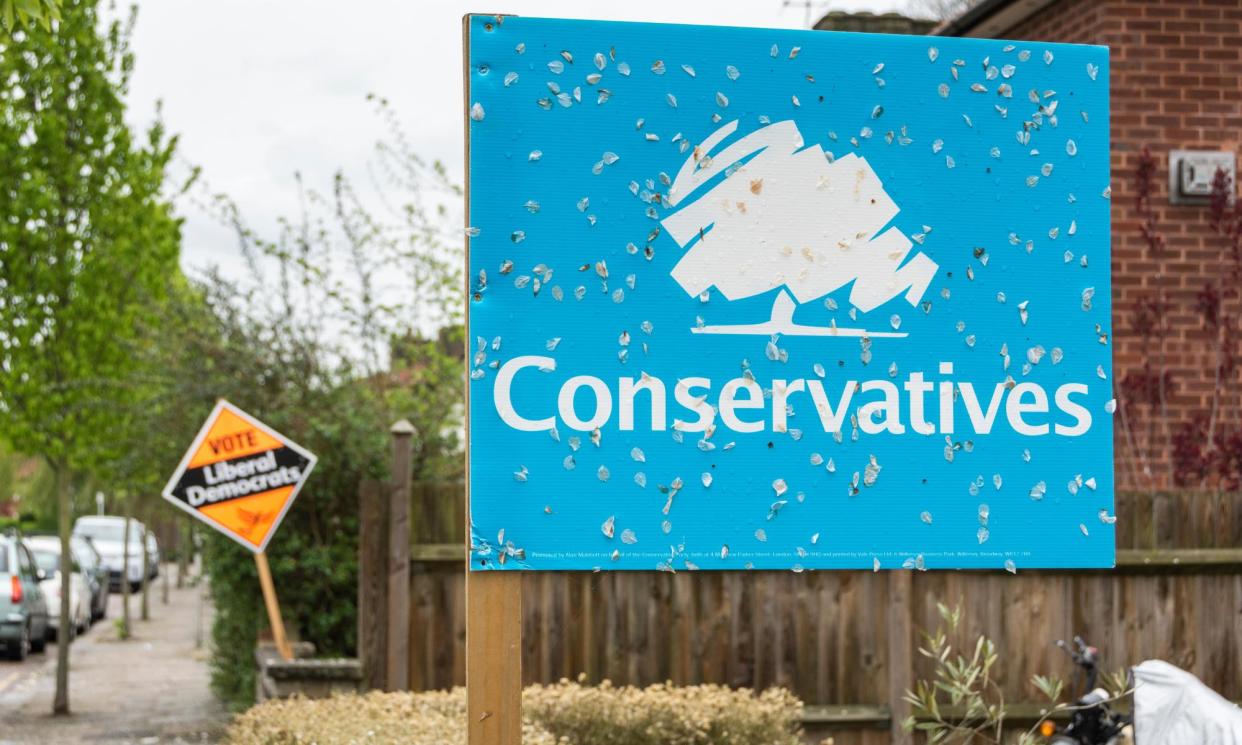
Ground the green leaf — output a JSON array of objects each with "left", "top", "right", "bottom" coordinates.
[{"left": 1031, "top": 673, "right": 1065, "bottom": 703}]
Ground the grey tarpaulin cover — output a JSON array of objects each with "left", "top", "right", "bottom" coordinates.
[{"left": 1133, "top": 660, "right": 1242, "bottom": 744}]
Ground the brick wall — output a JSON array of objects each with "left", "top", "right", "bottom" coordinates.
[{"left": 998, "top": 0, "right": 1242, "bottom": 490}]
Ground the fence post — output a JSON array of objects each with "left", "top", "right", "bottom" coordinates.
[
  {"left": 387, "top": 420, "right": 415, "bottom": 691},
  {"left": 358, "top": 479, "right": 388, "bottom": 690},
  {"left": 888, "top": 570, "right": 914, "bottom": 744}
]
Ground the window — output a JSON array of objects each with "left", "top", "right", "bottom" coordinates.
[
  {"left": 75, "top": 522, "right": 128, "bottom": 542},
  {"left": 17, "top": 545, "right": 36, "bottom": 578},
  {"left": 33, "top": 550, "right": 60, "bottom": 575},
  {"left": 0, "top": 541, "right": 9, "bottom": 573},
  {"left": 72, "top": 541, "right": 99, "bottom": 571}
]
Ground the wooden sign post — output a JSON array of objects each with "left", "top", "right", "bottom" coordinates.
[
  {"left": 466, "top": 572, "right": 522, "bottom": 744},
  {"left": 254, "top": 551, "right": 293, "bottom": 661}
]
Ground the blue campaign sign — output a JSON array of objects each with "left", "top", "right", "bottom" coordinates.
[{"left": 465, "top": 15, "right": 1112, "bottom": 571}]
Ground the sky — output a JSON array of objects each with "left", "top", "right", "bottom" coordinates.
[{"left": 124, "top": 0, "right": 914, "bottom": 278}]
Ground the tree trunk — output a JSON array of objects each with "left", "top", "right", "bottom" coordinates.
[
  {"left": 161, "top": 531, "right": 170, "bottom": 606},
  {"left": 52, "top": 462, "right": 71, "bottom": 715},
  {"left": 176, "top": 517, "right": 189, "bottom": 589},
  {"left": 140, "top": 521, "right": 150, "bottom": 621},
  {"left": 120, "top": 504, "right": 131, "bottom": 640}
]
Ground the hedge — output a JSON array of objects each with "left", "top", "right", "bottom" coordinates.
[{"left": 225, "top": 679, "right": 804, "bottom": 745}]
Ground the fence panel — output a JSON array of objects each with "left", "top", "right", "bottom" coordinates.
[{"left": 394, "top": 482, "right": 1242, "bottom": 736}]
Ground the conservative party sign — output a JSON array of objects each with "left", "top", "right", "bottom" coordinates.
[{"left": 465, "top": 16, "right": 1112, "bottom": 571}]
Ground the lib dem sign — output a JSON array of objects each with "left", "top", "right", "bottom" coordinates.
[
  {"left": 162, "top": 400, "right": 317, "bottom": 552},
  {"left": 466, "top": 17, "right": 1112, "bottom": 571}
]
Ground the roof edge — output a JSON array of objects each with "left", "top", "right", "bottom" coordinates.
[{"left": 932, "top": 0, "right": 1059, "bottom": 38}]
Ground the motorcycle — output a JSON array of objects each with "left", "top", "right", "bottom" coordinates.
[
  {"left": 1039, "top": 636, "right": 1132, "bottom": 745},
  {"left": 1040, "top": 636, "right": 1242, "bottom": 744}
]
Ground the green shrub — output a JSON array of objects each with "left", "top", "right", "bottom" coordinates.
[
  {"left": 526, "top": 678, "right": 803, "bottom": 745},
  {"left": 224, "top": 681, "right": 804, "bottom": 745},
  {"left": 226, "top": 689, "right": 559, "bottom": 745}
]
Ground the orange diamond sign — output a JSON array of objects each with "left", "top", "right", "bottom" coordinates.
[{"left": 162, "top": 400, "right": 317, "bottom": 552}]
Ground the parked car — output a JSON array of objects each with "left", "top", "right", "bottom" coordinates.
[
  {"left": 26, "top": 536, "right": 92, "bottom": 638},
  {"left": 72, "top": 516, "right": 151, "bottom": 592},
  {"left": 145, "top": 530, "right": 161, "bottom": 580},
  {"left": 71, "top": 536, "right": 108, "bottom": 622},
  {"left": 0, "top": 533, "right": 50, "bottom": 660}
]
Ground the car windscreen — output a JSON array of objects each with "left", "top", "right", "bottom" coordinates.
[
  {"left": 0, "top": 541, "right": 8, "bottom": 573},
  {"left": 72, "top": 541, "right": 99, "bottom": 569},
  {"left": 33, "top": 550, "right": 60, "bottom": 574},
  {"left": 75, "top": 522, "right": 128, "bottom": 542}
]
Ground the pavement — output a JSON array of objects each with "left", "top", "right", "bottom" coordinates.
[{"left": 0, "top": 565, "right": 229, "bottom": 744}]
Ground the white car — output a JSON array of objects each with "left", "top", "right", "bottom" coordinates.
[
  {"left": 25, "top": 536, "right": 92, "bottom": 639},
  {"left": 72, "top": 516, "right": 152, "bottom": 592}
]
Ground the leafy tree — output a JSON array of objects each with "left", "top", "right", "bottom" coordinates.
[
  {"left": 0, "top": 439, "right": 55, "bottom": 522},
  {"left": 388, "top": 326, "right": 466, "bottom": 479},
  {"left": 0, "top": 0, "right": 181, "bottom": 714},
  {"left": 0, "top": 0, "right": 60, "bottom": 34}
]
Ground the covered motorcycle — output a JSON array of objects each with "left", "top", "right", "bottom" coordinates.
[{"left": 1132, "top": 660, "right": 1242, "bottom": 744}]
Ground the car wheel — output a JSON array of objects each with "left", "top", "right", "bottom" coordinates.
[
  {"left": 8, "top": 623, "right": 30, "bottom": 661},
  {"left": 30, "top": 627, "right": 46, "bottom": 653}
]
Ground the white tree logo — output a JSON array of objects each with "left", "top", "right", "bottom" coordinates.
[{"left": 663, "top": 120, "right": 938, "bottom": 338}]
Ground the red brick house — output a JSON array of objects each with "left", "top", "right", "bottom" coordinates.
[{"left": 822, "top": 0, "right": 1242, "bottom": 491}]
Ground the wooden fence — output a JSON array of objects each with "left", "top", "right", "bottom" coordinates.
[{"left": 369, "top": 483, "right": 1242, "bottom": 742}]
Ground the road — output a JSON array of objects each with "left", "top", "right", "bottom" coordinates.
[{"left": 0, "top": 566, "right": 228, "bottom": 744}]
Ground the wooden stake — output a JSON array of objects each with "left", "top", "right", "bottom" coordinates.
[
  {"left": 254, "top": 551, "right": 293, "bottom": 661},
  {"left": 467, "top": 571, "right": 523, "bottom": 745}
]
